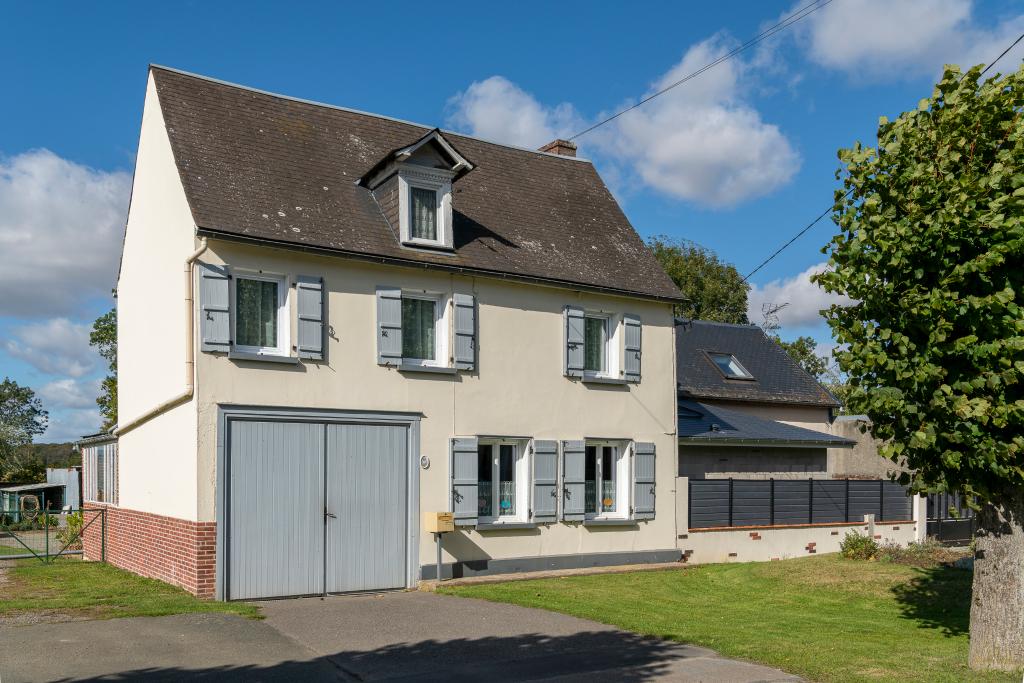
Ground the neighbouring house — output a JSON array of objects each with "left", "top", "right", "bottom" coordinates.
[
  {"left": 0, "top": 468, "right": 81, "bottom": 522},
  {"left": 83, "top": 65, "right": 683, "bottom": 600},
  {"left": 674, "top": 320, "right": 923, "bottom": 563},
  {"left": 675, "top": 319, "right": 853, "bottom": 479}
]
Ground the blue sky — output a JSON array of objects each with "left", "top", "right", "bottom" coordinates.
[{"left": 2, "top": 0, "right": 1022, "bottom": 441}]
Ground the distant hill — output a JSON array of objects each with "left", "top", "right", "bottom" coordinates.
[{"left": 27, "top": 442, "right": 80, "bottom": 468}]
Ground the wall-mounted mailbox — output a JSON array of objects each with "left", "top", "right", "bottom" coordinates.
[{"left": 424, "top": 511, "right": 454, "bottom": 534}]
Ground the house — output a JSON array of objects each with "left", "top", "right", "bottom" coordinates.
[
  {"left": 0, "top": 468, "right": 80, "bottom": 522},
  {"left": 84, "top": 66, "right": 683, "bottom": 600},
  {"left": 675, "top": 319, "right": 854, "bottom": 479}
]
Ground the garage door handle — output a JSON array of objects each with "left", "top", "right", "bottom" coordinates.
[{"left": 324, "top": 510, "right": 336, "bottom": 519}]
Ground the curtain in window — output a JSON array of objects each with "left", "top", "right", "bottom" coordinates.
[
  {"left": 236, "top": 279, "right": 278, "bottom": 348},
  {"left": 411, "top": 187, "right": 437, "bottom": 241},
  {"left": 402, "top": 298, "right": 436, "bottom": 360},
  {"left": 477, "top": 445, "right": 493, "bottom": 517},
  {"left": 584, "top": 317, "right": 605, "bottom": 372}
]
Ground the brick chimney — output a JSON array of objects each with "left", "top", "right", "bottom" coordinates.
[{"left": 539, "top": 139, "right": 577, "bottom": 157}]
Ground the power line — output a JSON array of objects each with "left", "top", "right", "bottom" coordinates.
[
  {"left": 741, "top": 30, "right": 1024, "bottom": 283},
  {"left": 568, "top": 0, "right": 835, "bottom": 141}
]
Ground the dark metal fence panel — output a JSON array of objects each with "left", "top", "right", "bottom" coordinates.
[
  {"left": 688, "top": 480, "right": 731, "bottom": 528},
  {"left": 812, "top": 480, "right": 847, "bottom": 523},
  {"left": 732, "top": 480, "right": 772, "bottom": 526},
  {"left": 772, "top": 481, "right": 811, "bottom": 525},
  {"left": 688, "top": 478, "right": 913, "bottom": 530}
]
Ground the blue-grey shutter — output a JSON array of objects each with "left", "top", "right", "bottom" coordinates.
[
  {"left": 296, "top": 276, "right": 324, "bottom": 360},
  {"left": 377, "top": 287, "right": 402, "bottom": 366},
  {"left": 633, "top": 442, "right": 656, "bottom": 519},
  {"left": 624, "top": 314, "right": 642, "bottom": 383},
  {"left": 531, "top": 440, "right": 558, "bottom": 523},
  {"left": 199, "top": 263, "right": 230, "bottom": 352},
  {"left": 561, "top": 440, "right": 586, "bottom": 521},
  {"left": 453, "top": 293, "right": 476, "bottom": 371},
  {"left": 450, "top": 437, "right": 479, "bottom": 525},
  {"left": 564, "top": 305, "right": 584, "bottom": 378}
]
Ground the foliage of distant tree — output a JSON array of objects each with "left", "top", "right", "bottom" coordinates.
[
  {"left": 775, "top": 336, "right": 830, "bottom": 379},
  {"left": 647, "top": 236, "right": 749, "bottom": 323},
  {"left": 0, "top": 378, "right": 48, "bottom": 482},
  {"left": 90, "top": 309, "right": 117, "bottom": 430},
  {"left": 814, "top": 64, "right": 1024, "bottom": 670}
]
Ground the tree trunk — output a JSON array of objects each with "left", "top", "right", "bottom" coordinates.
[{"left": 969, "top": 489, "right": 1024, "bottom": 671}]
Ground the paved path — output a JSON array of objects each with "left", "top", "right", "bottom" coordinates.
[{"left": 0, "top": 591, "right": 800, "bottom": 682}]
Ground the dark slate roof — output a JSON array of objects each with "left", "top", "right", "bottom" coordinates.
[
  {"left": 676, "top": 320, "right": 839, "bottom": 407},
  {"left": 678, "top": 400, "right": 854, "bottom": 447},
  {"left": 150, "top": 66, "right": 683, "bottom": 302}
]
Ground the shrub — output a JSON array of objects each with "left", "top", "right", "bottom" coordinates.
[
  {"left": 877, "top": 538, "right": 963, "bottom": 567},
  {"left": 56, "top": 512, "right": 83, "bottom": 549},
  {"left": 840, "top": 531, "right": 879, "bottom": 560}
]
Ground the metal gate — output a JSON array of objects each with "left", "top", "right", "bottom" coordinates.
[
  {"left": 926, "top": 491, "right": 976, "bottom": 545},
  {"left": 226, "top": 419, "right": 409, "bottom": 600}
]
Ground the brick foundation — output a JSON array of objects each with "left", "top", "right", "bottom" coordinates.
[{"left": 83, "top": 504, "right": 216, "bottom": 598}]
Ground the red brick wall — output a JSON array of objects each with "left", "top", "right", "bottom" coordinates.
[{"left": 83, "top": 504, "right": 216, "bottom": 598}]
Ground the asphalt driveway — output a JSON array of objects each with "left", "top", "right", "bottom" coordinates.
[{"left": 0, "top": 591, "right": 800, "bottom": 682}]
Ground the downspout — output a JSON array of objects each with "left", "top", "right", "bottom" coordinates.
[{"left": 114, "top": 238, "right": 209, "bottom": 436}]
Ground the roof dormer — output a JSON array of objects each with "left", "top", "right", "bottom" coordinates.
[{"left": 359, "top": 129, "right": 473, "bottom": 250}]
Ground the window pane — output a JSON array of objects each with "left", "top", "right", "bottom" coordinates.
[
  {"left": 411, "top": 187, "right": 437, "bottom": 241},
  {"left": 601, "top": 447, "right": 616, "bottom": 512},
  {"left": 401, "top": 298, "right": 436, "bottom": 360},
  {"left": 584, "top": 317, "right": 606, "bottom": 372},
  {"left": 710, "top": 353, "right": 750, "bottom": 378},
  {"left": 498, "top": 445, "right": 515, "bottom": 516},
  {"left": 236, "top": 278, "right": 279, "bottom": 348},
  {"left": 96, "top": 445, "right": 105, "bottom": 502},
  {"left": 477, "top": 445, "right": 493, "bottom": 518},
  {"left": 585, "top": 445, "right": 597, "bottom": 513}
]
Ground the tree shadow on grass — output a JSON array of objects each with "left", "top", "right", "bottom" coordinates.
[
  {"left": 890, "top": 564, "right": 972, "bottom": 637},
  {"left": 64, "top": 630, "right": 691, "bottom": 682}
]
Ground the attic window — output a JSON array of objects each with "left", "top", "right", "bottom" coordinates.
[
  {"left": 398, "top": 172, "right": 451, "bottom": 249},
  {"left": 707, "top": 352, "right": 754, "bottom": 380}
]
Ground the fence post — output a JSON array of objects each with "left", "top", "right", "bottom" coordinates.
[
  {"left": 879, "top": 480, "right": 885, "bottom": 522},
  {"left": 101, "top": 508, "right": 106, "bottom": 563},
  {"left": 845, "top": 478, "right": 851, "bottom": 522},
  {"left": 728, "top": 478, "right": 734, "bottom": 527},
  {"left": 45, "top": 511, "right": 49, "bottom": 563},
  {"left": 769, "top": 478, "right": 775, "bottom": 527},
  {"left": 808, "top": 478, "right": 814, "bottom": 525}
]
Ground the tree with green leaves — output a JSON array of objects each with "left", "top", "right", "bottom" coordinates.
[
  {"left": 90, "top": 309, "right": 117, "bottom": 430},
  {"left": 647, "top": 236, "right": 749, "bottom": 323},
  {"left": 815, "top": 63, "right": 1024, "bottom": 671},
  {"left": 775, "top": 336, "right": 830, "bottom": 379},
  {"left": 0, "top": 378, "right": 48, "bottom": 482}
]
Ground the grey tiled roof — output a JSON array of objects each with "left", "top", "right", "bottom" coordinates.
[
  {"left": 150, "top": 66, "right": 683, "bottom": 302},
  {"left": 678, "top": 400, "right": 854, "bottom": 446},
  {"left": 676, "top": 320, "right": 839, "bottom": 407}
]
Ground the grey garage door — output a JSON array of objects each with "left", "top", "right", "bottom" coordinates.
[{"left": 227, "top": 419, "right": 408, "bottom": 600}]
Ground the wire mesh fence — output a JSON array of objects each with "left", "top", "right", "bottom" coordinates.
[{"left": 0, "top": 507, "right": 105, "bottom": 562}]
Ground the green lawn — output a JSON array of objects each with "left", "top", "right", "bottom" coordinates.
[
  {"left": 440, "top": 555, "right": 1018, "bottom": 683},
  {"left": 0, "top": 559, "right": 259, "bottom": 621}
]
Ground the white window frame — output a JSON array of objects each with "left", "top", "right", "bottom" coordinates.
[
  {"left": 706, "top": 351, "right": 754, "bottom": 380},
  {"left": 232, "top": 271, "right": 290, "bottom": 357},
  {"left": 585, "top": 440, "right": 631, "bottom": 520},
  {"left": 583, "top": 312, "right": 620, "bottom": 379},
  {"left": 397, "top": 169, "right": 453, "bottom": 249},
  {"left": 477, "top": 438, "right": 530, "bottom": 524},
  {"left": 400, "top": 290, "right": 449, "bottom": 368},
  {"left": 84, "top": 442, "right": 119, "bottom": 506}
]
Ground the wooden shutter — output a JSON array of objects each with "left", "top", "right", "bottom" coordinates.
[
  {"left": 624, "top": 314, "right": 642, "bottom": 383},
  {"left": 531, "top": 440, "right": 558, "bottom": 523},
  {"left": 296, "top": 276, "right": 324, "bottom": 360},
  {"left": 453, "top": 293, "right": 476, "bottom": 371},
  {"left": 633, "top": 442, "right": 656, "bottom": 519},
  {"left": 199, "top": 263, "right": 230, "bottom": 352},
  {"left": 450, "top": 437, "right": 479, "bottom": 525},
  {"left": 564, "top": 305, "right": 585, "bottom": 378},
  {"left": 376, "top": 287, "right": 402, "bottom": 366},
  {"left": 561, "top": 440, "right": 586, "bottom": 520}
]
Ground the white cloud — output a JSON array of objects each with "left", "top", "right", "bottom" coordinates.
[
  {"left": 4, "top": 318, "right": 99, "bottom": 378},
  {"left": 37, "top": 378, "right": 101, "bottom": 410},
  {"left": 445, "top": 76, "right": 583, "bottom": 149},
  {"left": 795, "top": 0, "right": 1024, "bottom": 78},
  {"left": 40, "top": 407, "right": 101, "bottom": 444},
  {"left": 446, "top": 37, "right": 800, "bottom": 208},
  {"left": 747, "top": 262, "right": 852, "bottom": 329},
  {"left": 0, "top": 149, "right": 130, "bottom": 317}
]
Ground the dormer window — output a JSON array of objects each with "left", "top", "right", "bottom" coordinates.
[{"left": 359, "top": 129, "right": 473, "bottom": 252}]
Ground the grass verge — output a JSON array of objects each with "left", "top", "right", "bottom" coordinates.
[
  {"left": 0, "top": 559, "right": 259, "bottom": 621},
  {"left": 440, "top": 554, "right": 1018, "bottom": 683}
]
